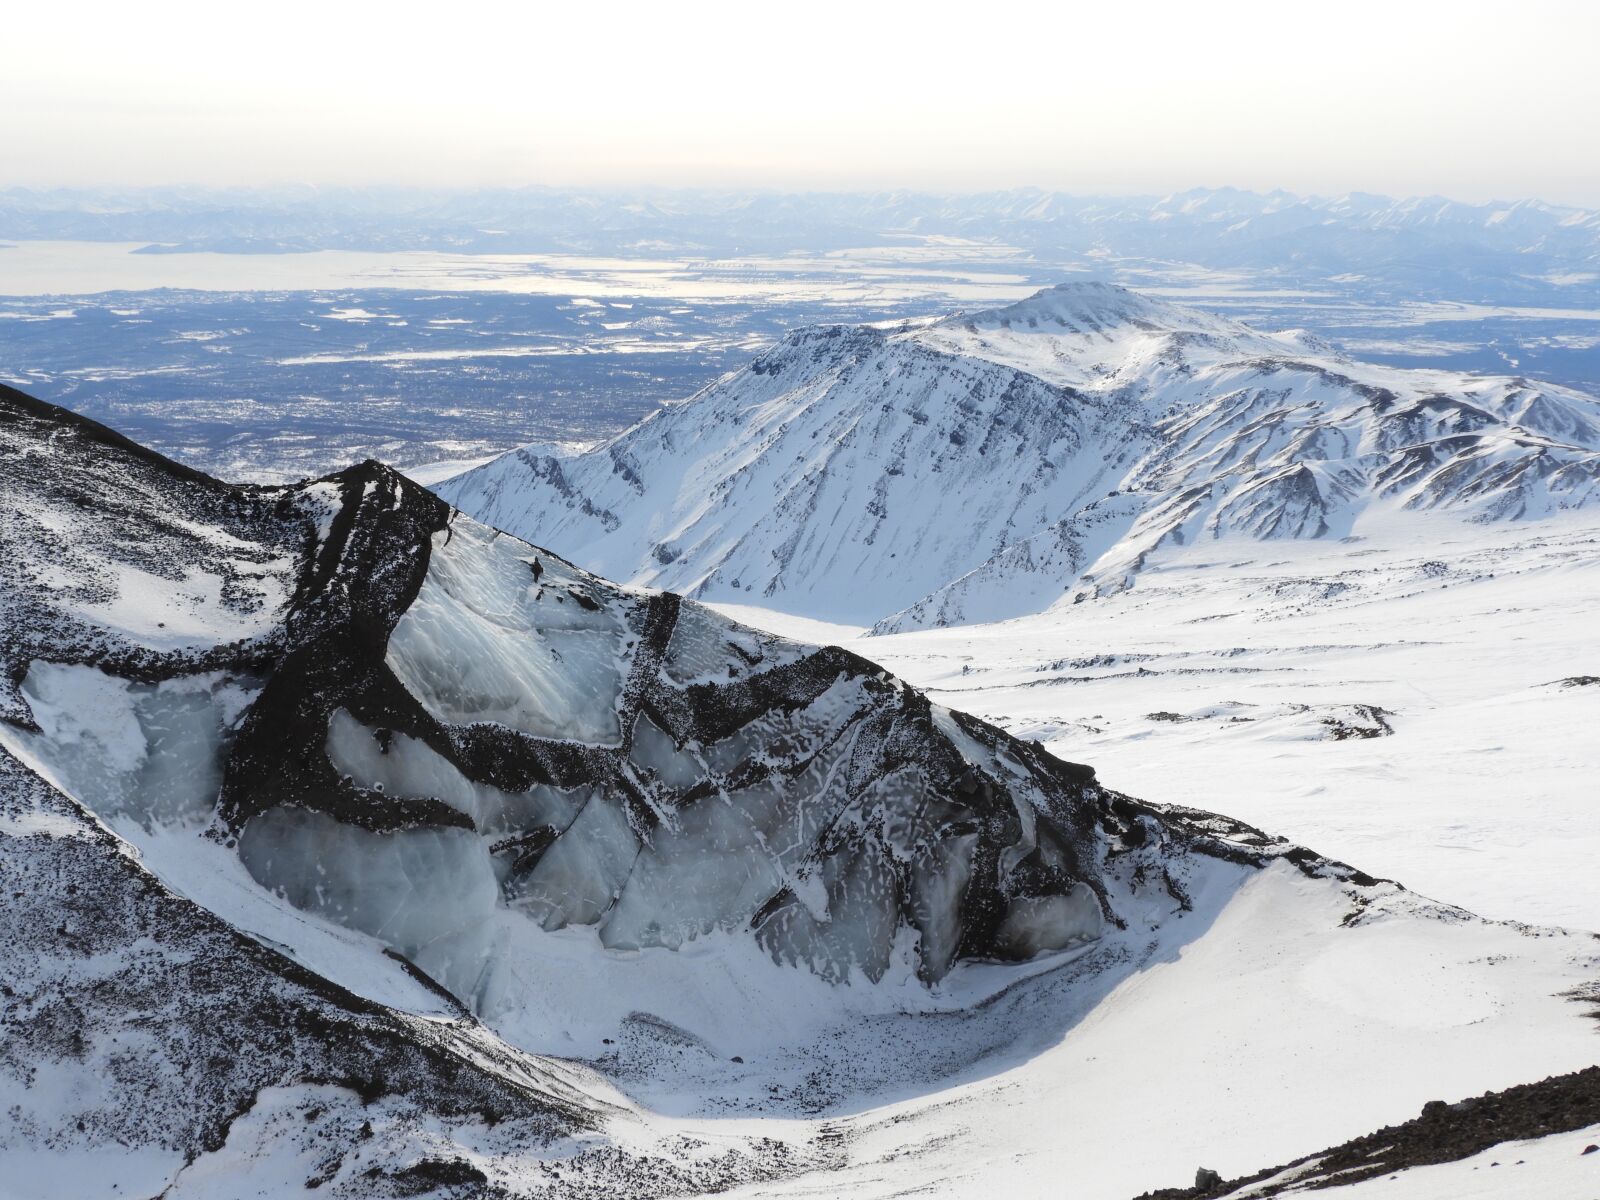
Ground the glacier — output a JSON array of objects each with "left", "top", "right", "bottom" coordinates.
[{"left": 223, "top": 511, "right": 1193, "bottom": 990}]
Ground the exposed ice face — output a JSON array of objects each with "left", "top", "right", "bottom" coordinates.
[
  {"left": 0, "top": 478, "right": 1122, "bottom": 1001},
  {"left": 318, "top": 648, "right": 1111, "bottom": 989},
  {"left": 627, "top": 711, "right": 709, "bottom": 790},
  {"left": 386, "top": 521, "right": 627, "bottom": 746},
  {"left": 93, "top": 495, "right": 1120, "bottom": 1003},
  {"left": 602, "top": 783, "right": 789, "bottom": 952},
  {"left": 661, "top": 600, "right": 804, "bottom": 686},
  {"left": 0, "top": 661, "right": 257, "bottom": 831},
  {"left": 510, "top": 794, "right": 638, "bottom": 931},
  {"left": 994, "top": 887, "right": 1104, "bottom": 960},
  {"left": 236, "top": 805, "right": 499, "bottom": 998},
  {"left": 748, "top": 767, "right": 989, "bottom": 983},
  {"left": 325, "top": 708, "right": 580, "bottom": 836},
  {"left": 696, "top": 674, "right": 865, "bottom": 777},
  {"left": 756, "top": 841, "right": 904, "bottom": 984},
  {"left": 290, "top": 516, "right": 1128, "bottom": 993}
]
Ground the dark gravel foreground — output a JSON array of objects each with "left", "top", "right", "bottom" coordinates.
[{"left": 1136, "top": 1065, "right": 1600, "bottom": 1198}]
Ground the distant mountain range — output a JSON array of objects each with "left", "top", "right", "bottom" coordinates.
[
  {"left": 437, "top": 282, "right": 1600, "bottom": 630},
  {"left": 3, "top": 185, "right": 1598, "bottom": 302}
]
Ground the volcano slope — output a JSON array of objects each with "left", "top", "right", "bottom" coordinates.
[
  {"left": 1, "top": 383, "right": 1596, "bottom": 1199},
  {"left": 437, "top": 281, "right": 1600, "bottom": 632}
]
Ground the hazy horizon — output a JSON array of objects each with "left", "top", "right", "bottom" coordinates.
[
  {"left": 7, "top": 0, "right": 1599, "bottom": 206},
  {"left": 2, "top": 180, "right": 1596, "bottom": 212}
]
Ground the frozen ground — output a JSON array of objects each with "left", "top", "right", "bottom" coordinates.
[
  {"left": 1212, "top": 1121, "right": 1600, "bottom": 1199},
  {"left": 714, "top": 512, "right": 1600, "bottom": 933},
  {"left": 1270, "top": 1125, "right": 1600, "bottom": 1199}
]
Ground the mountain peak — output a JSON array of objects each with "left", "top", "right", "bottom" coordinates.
[
  {"left": 967, "top": 279, "right": 1147, "bottom": 318},
  {"left": 934, "top": 281, "right": 1241, "bottom": 341}
]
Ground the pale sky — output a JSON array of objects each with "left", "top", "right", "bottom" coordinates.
[{"left": 5, "top": 0, "right": 1599, "bottom": 205}]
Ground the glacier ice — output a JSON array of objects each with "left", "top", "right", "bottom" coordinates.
[
  {"left": 0, "top": 460, "right": 1129, "bottom": 1003},
  {"left": 326, "top": 707, "right": 580, "bottom": 836},
  {"left": 386, "top": 521, "right": 626, "bottom": 746},
  {"left": 755, "top": 843, "right": 902, "bottom": 984},
  {"left": 602, "top": 785, "right": 788, "bottom": 951},
  {"left": 509, "top": 793, "right": 638, "bottom": 931},
  {"left": 627, "top": 711, "right": 709, "bottom": 790},
  {"left": 317, "top": 625, "right": 1111, "bottom": 991},
  {"left": 299, "top": 515, "right": 1130, "bottom": 992},
  {"left": 0, "top": 661, "right": 256, "bottom": 831},
  {"left": 994, "top": 888, "right": 1104, "bottom": 959},
  {"left": 236, "top": 804, "right": 499, "bottom": 996},
  {"left": 662, "top": 600, "right": 802, "bottom": 686}
]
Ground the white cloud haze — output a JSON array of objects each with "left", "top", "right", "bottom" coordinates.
[{"left": 5, "top": 0, "right": 1599, "bottom": 203}]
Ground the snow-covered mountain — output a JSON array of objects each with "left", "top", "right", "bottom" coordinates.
[
  {"left": 4, "top": 384, "right": 1598, "bottom": 1197},
  {"left": 438, "top": 282, "right": 1600, "bottom": 631}
]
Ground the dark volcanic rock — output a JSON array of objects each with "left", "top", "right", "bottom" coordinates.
[{"left": 1134, "top": 1066, "right": 1600, "bottom": 1198}]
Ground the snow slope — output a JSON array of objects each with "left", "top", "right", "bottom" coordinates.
[
  {"left": 1255, "top": 1129, "right": 1600, "bottom": 1200},
  {"left": 438, "top": 282, "right": 1600, "bottom": 629},
  {"left": 708, "top": 868, "right": 1600, "bottom": 1199}
]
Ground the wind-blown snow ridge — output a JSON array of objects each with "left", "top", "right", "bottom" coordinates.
[{"left": 437, "top": 283, "right": 1600, "bottom": 631}]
